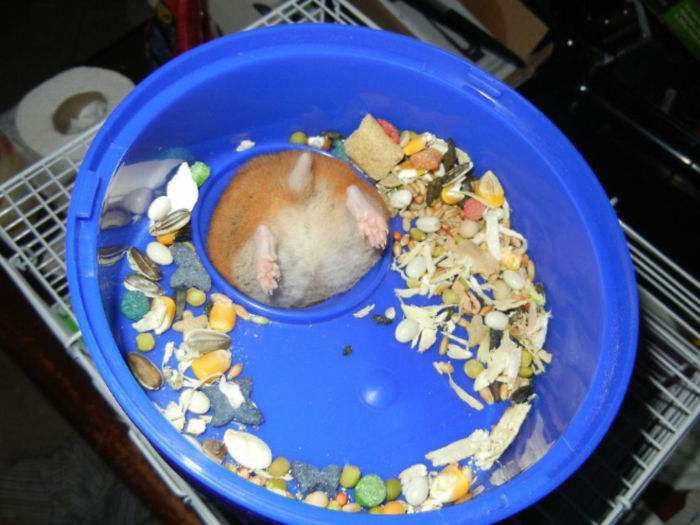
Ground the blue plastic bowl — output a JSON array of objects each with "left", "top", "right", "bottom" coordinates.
[{"left": 67, "top": 25, "right": 638, "bottom": 524}]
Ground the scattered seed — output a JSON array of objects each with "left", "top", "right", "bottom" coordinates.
[
  {"left": 342, "top": 345, "right": 353, "bottom": 356},
  {"left": 227, "top": 363, "right": 243, "bottom": 379}
]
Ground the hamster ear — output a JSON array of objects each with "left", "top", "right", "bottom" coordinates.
[{"left": 287, "top": 151, "right": 313, "bottom": 194}]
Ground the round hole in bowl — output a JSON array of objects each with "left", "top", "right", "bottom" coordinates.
[{"left": 192, "top": 143, "right": 394, "bottom": 323}]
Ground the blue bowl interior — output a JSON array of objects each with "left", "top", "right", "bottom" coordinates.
[{"left": 67, "top": 25, "right": 638, "bottom": 525}]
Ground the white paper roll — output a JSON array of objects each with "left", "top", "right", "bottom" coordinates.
[{"left": 15, "top": 66, "right": 134, "bottom": 160}]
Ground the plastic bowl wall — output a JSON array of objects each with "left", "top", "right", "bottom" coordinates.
[{"left": 66, "top": 25, "right": 638, "bottom": 524}]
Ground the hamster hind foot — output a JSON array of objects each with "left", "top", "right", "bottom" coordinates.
[
  {"left": 253, "top": 225, "right": 281, "bottom": 294},
  {"left": 345, "top": 184, "right": 389, "bottom": 249}
]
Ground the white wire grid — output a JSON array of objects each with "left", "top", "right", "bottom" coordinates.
[{"left": 1, "top": 0, "right": 698, "bottom": 523}]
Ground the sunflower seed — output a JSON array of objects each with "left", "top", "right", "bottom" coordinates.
[
  {"left": 123, "top": 273, "right": 165, "bottom": 297},
  {"left": 184, "top": 329, "right": 231, "bottom": 354},
  {"left": 148, "top": 208, "right": 191, "bottom": 236},
  {"left": 126, "top": 353, "right": 163, "bottom": 390},
  {"left": 127, "top": 247, "right": 163, "bottom": 281}
]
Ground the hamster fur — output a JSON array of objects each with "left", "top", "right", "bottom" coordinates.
[{"left": 207, "top": 149, "right": 389, "bottom": 308}]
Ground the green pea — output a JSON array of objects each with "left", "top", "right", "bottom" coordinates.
[
  {"left": 410, "top": 227, "right": 426, "bottom": 241},
  {"left": 136, "top": 333, "right": 156, "bottom": 352},
  {"left": 519, "top": 365, "right": 534, "bottom": 378},
  {"left": 384, "top": 478, "right": 401, "bottom": 501},
  {"left": 368, "top": 506, "right": 384, "bottom": 515},
  {"left": 339, "top": 465, "right": 361, "bottom": 489},
  {"left": 432, "top": 244, "right": 445, "bottom": 258},
  {"left": 520, "top": 351, "right": 532, "bottom": 368},
  {"left": 442, "top": 288, "right": 459, "bottom": 305},
  {"left": 326, "top": 501, "right": 342, "bottom": 511},
  {"left": 268, "top": 457, "right": 290, "bottom": 477},
  {"left": 266, "top": 478, "right": 287, "bottom": 492},
  {"left": 289, "top": 131, "right": 308, "bottom": 144},
  {"left": 464, "top": 359, "right": 484, "bottom": 379}
]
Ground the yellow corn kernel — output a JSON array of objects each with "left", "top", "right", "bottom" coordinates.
[
  {"left": 156, "top": 232, "right": 176, "bottom": 245},
  {"left": 399, "top": 159, "right": 414, "bottom": 170},
  {"left": 475, "top": 170, "right": 505, "bottom": 208},
  {"left": 402, "top": 136, "right": 425, "bottom": 156},
  {"left": 501, "top": 249, "right": 522, "bottom": 271},
  {"left": 430, "top": 463, "right": 471, "bottom": 503},
  {"left": 154, "top": 296, "right": 176, "bottom": 335},
  {"left": 441, "top": 185, "right": 462, "bottom": 205},
  {"left": 209, "top": 302, "right": 236, "bottom": 332},
  {"left": 191, "top": 349, "right": 231, "bottom": 381}
]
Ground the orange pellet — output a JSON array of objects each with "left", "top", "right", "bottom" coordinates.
[
  {"left": 382, "top": 501, "right": 406, "bottom": 515},
  {"left": 334, "top": 492, "right": 348, "bottom": 506},
  {"left": 156, "top": 232, "right": 176, "bottom": 245},
  {"left": 392, "top": 231, "right": 402, "bottom": 241},
  {"left": 209, "top": 302, "right": 236, "bottom": 332}
]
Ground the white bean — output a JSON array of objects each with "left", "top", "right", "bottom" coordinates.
[
  {"left": 416, "top": 216, "right": 441, "bottom": 233},
  {"left": 147, "top": 196, "right": 172, "bottom": 221},
  {"left": 502, "top": 269, "right": 525, "bottom": 290},
  {"left": 459, "top": 219, "right": 479, "bottom": 238},
  {"left": 403, "top": 476, "right": 430, "bottom": 506},
  {"left": 395, "top": 318, "right": 419, "bottom": 343},
  {"left": 405, "top": 256, "right": 427, "bottom": 279},
  {"left": 146, "top": 241, "right": 173, "bottom": 265},
  {"left": 484, "top": 311, "right": 509, "bottom": 331}
]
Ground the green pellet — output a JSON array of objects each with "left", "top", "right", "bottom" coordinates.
[
  {"left": 464, "top": 359, "right": 485, "bottom": 379},
  {"left": 289, "top": 131, "right": 307, "bottom": 144},
  {"left": 339, "top": 465, "right": 361, "bottom": 489},
  {"left": 442, "top": 288, "right": 459, "bottom": 305},
  {"left": 519, "top": 365, "right": 534, "bottom": 378},
  {"left": 266, "top": 478, "right": 287, "bottom": 492},
  {"left": 326, "top": 501, "right": 342, "bottom": 511},
  {"left": 190, "top": 161, "right": 211, "bottom": 186},
  {"left": 354, "top": 474, "right": 387, "bottom": 508},
  {"left": 520, "top": 350, "right": 533, "bottom": 368},
  {"left": 268, "top": 457, "right": 291, "bottom": 477},
  {"left": 384, "top": 478, "right": 401, "bottom": 501},
  {"left": 410, "top": 227, "right": 426, "bottom": 241},
  {"left": 136, "top": 333, "right": 156, "bottom": 352},
  {"left": 186, "top": 288, "right": 206, "bottom": 307}
]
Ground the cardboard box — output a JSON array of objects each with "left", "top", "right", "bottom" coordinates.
[{"left": 350, "top": 0, "right": 552, "bottom": 86}]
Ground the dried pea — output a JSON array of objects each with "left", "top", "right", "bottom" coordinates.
[
  {"left": 326, "top": 501, "right": 342, "bottom": 511},
  {"left": 464, "top": 359, "right": 484, "bottom": 379},
  {"left": 519, "top": 366, "right": 534, "bottom": 378},
  {"left": 520, "top": 350, "right": 533, "bottom": 368},
  {"left": 368, "top": 506, "right": 384, "bottom": 515},
  {"left": 409, "top": 227, "right": 426, "bottom": 241},
  {"left": 442, "top": 288, "right": 459, "bottom": 305},
  {"left": 289, "top": 131, "right": 307, "bottom": 144},
  {"left": 339, "top": 465, "right": 361, "bottom": 488},
  {"left": 268, "top": 457, "right": 291, "bottom": 477},
  {"left": 384, "top": 478, "right": 401, "bottom": 501},
  {"left": 186, "top": 287, "right": 206, "bottom": 307},
  {"left": 266, "top": 478, "right": 287, "bottom": 492},
  {"left": 136, "top": 332, "right": 156, "bottom": 352}
]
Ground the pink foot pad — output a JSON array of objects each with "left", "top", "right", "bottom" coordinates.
[
  {"left": 253, "top": 225, "right": 281, "bottom": 294},
  {"left": 345, "top": 185, "right": 388, "bottom": 249}
]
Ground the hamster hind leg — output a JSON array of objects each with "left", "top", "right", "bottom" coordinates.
[
  {"left": 345, "top": 185, "right": 388, "bottom": 249},
  {"left": 252, "top": 224, "right": 281, "bottom": 295}
]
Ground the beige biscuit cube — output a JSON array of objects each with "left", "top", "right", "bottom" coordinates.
[{"left": 344, "top": 114, "right": 404, "bottom": 180}]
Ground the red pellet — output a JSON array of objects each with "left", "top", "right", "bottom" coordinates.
[
  {"left": 463, "top": 197, "right": 487, "bottom": 221},
  {"left": 377, "top": 118, "right": 400, "bottom": 144},
  {"left": 410, "top": 147, "right": 443, "bottom": 171}
]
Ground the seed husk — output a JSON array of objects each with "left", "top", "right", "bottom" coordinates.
[
  {"left": 510, "top": 384, "right": 534, "bottom": 404},
  {"left": 149, "top": 209, "right": 191, "bottom": 236},
  {"left": 98, "top": 245, "right": 128, "bottom": 266},
  {"left": 127, "top": 247, "right": 163, "bottom": 281},
  {"left": 126, "top": 353, "right": 163, "bottom": 390},
  {"left": 174, "top": 286, "right": 187, "bottom": 319},
  {"left": 123, "top": 273, "right": 165, "bottom": 297},
  {"left": 202, "top": 438, "right": 227, "bottom": 463}
]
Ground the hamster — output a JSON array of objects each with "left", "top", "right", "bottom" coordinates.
[{"left": 207, "top": 149, "right": 390, "bottom": 308}]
